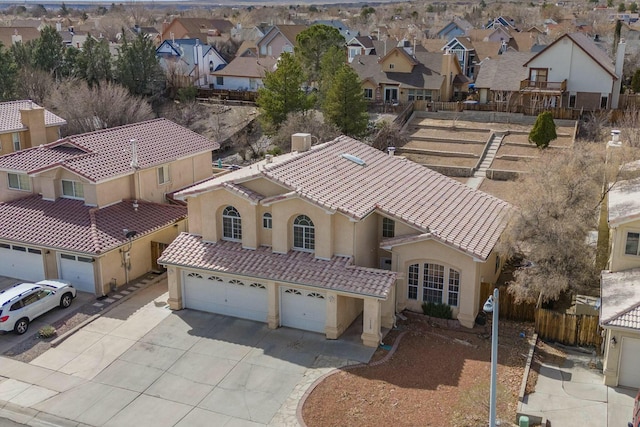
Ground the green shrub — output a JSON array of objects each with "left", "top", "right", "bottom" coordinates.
[
  {"left": 177, "top": 86, "right": 197, "bottom": 103},
  {"left": 421, "top": 302, "right": 453, "bottom": 319},
  {"left": 529, "top": 111, "right": 557, "bottom": 149},
  {"left": 38, "top": 325, "right": 57, "bottom": 338}
]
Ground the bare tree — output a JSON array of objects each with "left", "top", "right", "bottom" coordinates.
[
  {"left": 15, "top": 67, "right": 54, "bottom": 104},
  {"left": 270, "top": 111, "right": 339, "bottom": 151},
  {"left": 368, "top": 120, "right": 408, "bottom": 151},
  {"left": 47, "top": 79, "right": 154, "bottom": 135}
]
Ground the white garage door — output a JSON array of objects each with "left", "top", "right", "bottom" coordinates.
[
  {"left": 59, "top": 253, "right": 95, "bottom": 293},
  {"left": 280, "top": 287, "right": 326, "bottom": 333},
  {"left": 619, "top": 337, "right": 640, "bottom": 388},
  {"left": 182, "top": 272, "right": 268, "bottom": 322},
  {"left": 0, "top": 243, "right": 45, "bottom": 282}
]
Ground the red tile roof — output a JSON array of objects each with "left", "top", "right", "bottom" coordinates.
[
  {"left": 0, "top": 196, "right": 186, "bottom": 255},
  {"left": 0, "top": 100, "right": 66, "bottom": 133},
  {"left": 601, "top": 268, "right": 640, "bottom": 331},
  {"left": 179, "top": 136, "right": 511, "bottom": 260},
  {"left": 158, "top": 233, "right": 397, "bottom": 298},
  {"left": 0, "top": 119, "right": 219, "bottom": 182}
]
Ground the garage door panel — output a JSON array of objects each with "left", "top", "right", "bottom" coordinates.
[
  {"left": 619, "top": 337, "right": 640, "bottom": 388},
  {"left": 0, "top": 245, "right": 45, "bottom": 282},
  {"left": 59, "top": 254, "right": 95, "bottom": 293},
  {"left": 183, "top": 272, "right": 268, "bottom": 323},
  {"left": 281, "top": 288, "right": 326, "bottom": 333}
]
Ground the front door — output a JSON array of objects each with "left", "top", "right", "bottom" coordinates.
[{"left": 384, "top": 88, "right": 398, "bottom": 103}]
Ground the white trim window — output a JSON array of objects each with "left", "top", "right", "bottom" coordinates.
[
  {"left": 407, "top": 262, "right": 460, "bottom": 307},
  {"left": 293, "top": 215, "right": 315, "bottom": 251},
  {"left": 8, "top": 173, "right": 31, "bottom": 191},
  {"left": 625, "top": 232, "right": 640, "bottom": 256},
  {"left": 61, "top": 180, "right": 84, "bottom": 199},
  {"left": 157, "top": 164, "right": 170, "bottom": 185},
  {"left": 262, "top": 212, "right": 272, "bottom": 229},
  {"left": 222, "top": 206, "right": 242, "bottom": 241}
]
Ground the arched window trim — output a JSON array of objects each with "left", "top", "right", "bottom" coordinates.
[
  {"left": 222, "top": 206, "right": 242, "bottom": 241},
  {"left": 293, "top": 214, "right": 315, "bottom": 251}
]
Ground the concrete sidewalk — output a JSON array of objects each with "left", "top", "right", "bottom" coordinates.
[
  {"left": 0, "top": 279, "right": 375, "bottom": 427},
  {"left": 520, "top": 348, "right": 636, "bottom": 426}
]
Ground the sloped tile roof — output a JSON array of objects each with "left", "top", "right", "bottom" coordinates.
[
  {"left": 601, "top": 268, "right": 640, "bottom": 330},
  {"left": 608, "top": 177, "right": 640, "bottom": 226},
  {"left": 0, "top": 196, "right": 187, "bottom": 255},
  {"left": 0, "top": 100, "right": 66, "bottom": 134},
  {"left": 213, "top": 56, "right": 276, "bottom": 78},
  {"left": 179, "top": 136, "right": 511, "bottom": 260},
  {"left": 350, "top": 52, "right": 445, "bottom": 90},
  {"left": 474, "top": 52, "right": 535, "bottom": 91},
  {"left": 0, "top": 27, "right": 40, "bottom": 48},
  {"left": 158, "top": 233, "right": 397, "bottom": 298},
  {"left": 0, "top": 119, "right": 219, "bottom": 183}
]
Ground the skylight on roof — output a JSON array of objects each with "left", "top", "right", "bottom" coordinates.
[{"left": 341, "top": 153, "right": 366, "bottom": 166}]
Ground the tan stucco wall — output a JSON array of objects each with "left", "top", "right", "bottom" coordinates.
[
  {"left": 258, "top": 205, "right": 273, "bottom": 247},
  {"left": 0, "top": 172, "right": 34, "bottom": 203},
  {"left": 332, "top": 293, "right": 364, "bottom": 337},
  {"left": 270, "top": 198, "right": 332, "bottom": 258},
  {"left": 0, "top": 126, "right": 59, "bottom": 155},
  {"left": 392, "top": 239, "right": 481, "bottom": 328},
  {"left": 241, "top": 177, "right": 288, "bottom": 198},
  {"left": 354, "top": 213, "right": 378, "bottom": 268},
  {"left": 333, "top": 214, "right": 355, "bottom": 257},
  {"left": 609, "top": 221, "right": 640, "bottom": 272},
  {"left": 380, "top": 50, "right": 414, "bottom": 73},
  {"left": 602, "top": 328, "right": 640, "bottom": 386},
  {"left": 95, "top": 175, "right": 131, "bottom": 207}
]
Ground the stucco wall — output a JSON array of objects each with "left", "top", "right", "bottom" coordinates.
[
  {"left": 609, "top": 221, "right": 640, "bottom": 272},
  {"left": 333, "top": 214, "right": 355, "bottom": 257},
  {"left": 335, "top": 293, "right": 364, "bottom": 335},
  {"left": 354, "top": 213, "right": 379, "bottom": 268},
  {"left": 602, "top": 328, "right": 640, "bottom": 386},
  {"left": 380, "top": 50, "right": 413, "bottom": 73},
  {"left": 241, "top": 178, "right": 287, "bottom": 198}
]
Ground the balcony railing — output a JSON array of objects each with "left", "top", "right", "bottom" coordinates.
[{"left": 520, "top": 79, "right": 567, "bottom": 92}]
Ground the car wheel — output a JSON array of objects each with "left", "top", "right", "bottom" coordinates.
[
  {"left": 60, "top": 292, "right": 73, "bottom": 308},
  {"left": 14, "top": 318, "right": 29, "bottom": 335}
]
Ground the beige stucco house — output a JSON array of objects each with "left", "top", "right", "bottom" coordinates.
[
  {"left": 601, "top": 175, "right": 640, "bottom": 389},
  {"left": 159, "top": 134, "right": 510, "bottom": 347},
  {"left": 0, "top": 119, "right": 219, "bottom": 296},
  {"left": 0, "top": 100, "right": 66, "bottom": 155}
]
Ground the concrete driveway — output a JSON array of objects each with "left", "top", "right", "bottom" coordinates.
[
  {"left": 0, "top": 276, "right": 95, "bottom": 355},
  {"left": 0, "top": 279, "right": 375, "bottom": 427}
]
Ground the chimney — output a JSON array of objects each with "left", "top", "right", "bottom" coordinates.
[
  {"left": 609, "top": 129, "right": 622, "bottom": 147},
  {"left": 291, "top": 133, "right": 312, "bottom": 153},
  {"left": 130, "top": 139, "right": 139, "bottom": 169},
  {"left": 611, "top": 39, "right": 626, "bottom": 109},
  {"left": 19, "top": 105, "right": 47, "bottom": 148},
  {"left": 265, "top": 154, "right": 273, "bottom": 163},
  {"left": 388, "top": 147, "right": 396, "bottom": 156},
  {"left": 56, "top": 22, "right": 62, "bottom": 32}
]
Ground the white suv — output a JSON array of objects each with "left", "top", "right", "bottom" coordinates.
[{"left": 0, "top": 280, "right": 77, "bottom": 335}]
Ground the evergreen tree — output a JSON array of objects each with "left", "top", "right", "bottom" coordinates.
[
  {"left": 0, "top": 43, "right": 18, "bottom": 101},
  {"left": 295, "top": 24, "right": 344, "bottom": 85},
  {"left": 632, "top": 69, "right": 640, "bottom": 93},
  {"left": 318, "top": 45, "right": 346, "bottom": 106},
  {"left": 257, "top": 52, "right": 311, "bottom": 132},
  {"left": 32, "top": 26, "right": 65, "bottom": 77},
  {"left": 529, "top": 111, "right": 557, "bottom": 149},
  {"left": 115, "top": 32, "right": 165, "bottom": 97},
  {"left": 322, "top": 64, "right": 368, "bottom": 137},
  {"left": 77, "top": 35, "right": 113, "bottom": 86}
]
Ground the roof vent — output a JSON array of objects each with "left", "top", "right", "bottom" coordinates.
[{"left": 341, "top": 153, "right": 366, "bottom": 166}]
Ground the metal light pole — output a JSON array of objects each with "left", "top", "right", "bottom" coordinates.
[{"left": 483, "top": 287, "right": 499, "bottom": 427}]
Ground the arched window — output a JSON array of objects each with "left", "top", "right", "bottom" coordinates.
[
  {"left": 209, "top": 60, "right": 214, "bottom": 72},
  {"left": 262, "top": 212, "right": 272, "bottom": 229},
  {"left": 293, "top": 215, "right": 314, "bottom": 251},
  {"left": 222, "top": 206, "right": 242, "bottom": 241},
  {"left": 407, "top": 263, "right": 460, "bottom": 307}
]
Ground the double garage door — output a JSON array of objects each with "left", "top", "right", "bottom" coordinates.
[
  {"left": 0, "top": 243, "right": 45, "bottom": 282},
  {"left": 182, "top": 270, "right": 326, "bottom": 333},
  {"left": 619, "top": 337, "right": 640, "bottom": 388}
]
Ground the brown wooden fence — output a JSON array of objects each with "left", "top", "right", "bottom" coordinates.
[
  {"left": 478, "top": 283, "right": 536, "bottom": 322},
  {"left": 197, "top": 89, "right": 257, "bottom": 103},
  {"left": 534, "top": 309, "right": 602, "bottom": 347}
]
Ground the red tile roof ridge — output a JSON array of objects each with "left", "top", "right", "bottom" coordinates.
[{"left": 62, "top": 118, "right": 167, "bottom": 140}]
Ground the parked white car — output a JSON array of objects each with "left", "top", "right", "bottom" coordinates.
[{"left": 0, "top": 280, "right": 76, "bottom": 335}]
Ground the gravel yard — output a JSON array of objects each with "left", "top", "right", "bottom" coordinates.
[{"left": 302, "top": 313, "right": 534, "bottom": 427}]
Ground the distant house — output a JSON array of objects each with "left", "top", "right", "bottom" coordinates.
[
  {"left": 350, "top": 45, "right": 468, "bottom": 103},
  {"left": 161, "top": 17, "right": 234, "bottom": 44},
  {"left": 0, "top": 27, "right": 40, "bottom": 46},
  {"left": 0, "top": 101, "right": 66, "bottom": 155},
  {"left": 156, "top": 38, "right": 227, "bottom": 88},
  {"left": 230, "top": 23, "right": 266, "bottom": 42},
  {"left": 210, "top": 56, "right": 276, "bottom": 91},
  {"left": 0, "top": 119, "right": 219, "bottom": 295},
  {"left": 313, "top": 20, "right": 357, "bottom": 40},
  {"left": 346, "top": 36, "right": 377, "bottom": 63},
  {"left": 435, "top": 17, "right": 474, "bottom": 40},
  {"left": 132, "top": 25, "right": 161, "bottom": 46},
  {"left": 256, "top": 25, "right": 307, "bottom": 57},
  {"left": 474, "top": 51, "right": 535, "bottom": 107},
  {"left": 601, "top": 172, "right": 640, "bottom": 390},
  {"left": 486, "top": 16, "right": 518, "bottom": 30}
]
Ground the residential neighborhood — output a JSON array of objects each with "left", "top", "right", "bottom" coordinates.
[{"left": 1, "top": 0, "right": 640, "bottom": 426}]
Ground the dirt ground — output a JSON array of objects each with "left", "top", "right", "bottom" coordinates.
[{"left": 302, "top": 314, "right": 534, "bottom": 427}]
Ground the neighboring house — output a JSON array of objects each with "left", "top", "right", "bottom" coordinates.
[
  {"left": 346, "top": 36, "right": 376, "bottom": 63},
  {"left": 230, "top": 23, "right": 266, "bottom": 42},
  {"left": 156, "top": 38, "right": 227, "bottom": 88},
  {"left": 210, "top": 56, "right": 276, "bottom": 91},
  {"left": 161, "top": 17, "right": 234, "bottom": 43},
  {"left": 475, "top": 33, "right": 623, "bottom": 111},
  {"left": 132, "top": 25, "right": 161, "bottom": 46},
  {"left": 486, "top": 16, "right": 518, "bottom": 30},
  {"left": 442, "top": 37, "right": 479, "bottom": 79},
  {"left": 350, "top": 46, "right": 469, "bottom": 103},
  {"left": 313, "top": 20, "right": 357, "bottom": 40},
  {"left": 434, "top": 17, "right": 474, "bottom": 40},
  {"left": 256, "top": 24, "right": 307, "bottom": 57},
  {"left": 521, "top": 32, "right": 622, "bottom": 110},
  {"left": 0, "top": 119, "right": 219, "bottom": 296},
  {"left": 159, "top": 134, "right": 510, "bottom": 347},
  {"left": 474, "top": 51, "right": 536, "bottom": 106},
  {"left": 601, "top": 174, "right": 640, "bottom": 389},
  {"left": 0, "top": 27, "right": 40, "bottom": 46},
  {"left": 0, "top": 101, "right": 66, "bottom": 155}
]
